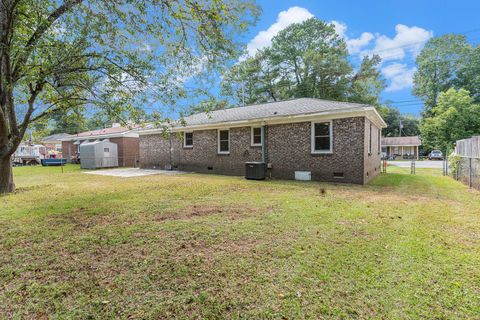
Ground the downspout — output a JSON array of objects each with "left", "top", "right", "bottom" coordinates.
[{"left": 261, "top": 123, "right": 267, "bottom": 164}]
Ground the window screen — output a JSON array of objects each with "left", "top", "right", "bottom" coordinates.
[
  {"left": 313, "top": 122, "right": 331, "bottom": 152},
  {"left": 218, "top": 130, "right": 229, "bottom": 153},
  {"left": 184, "top": 132, "right": 193, "bottom": 147},
  {"left": 252, "top": 127, "right": 262, "bottom": 145}
]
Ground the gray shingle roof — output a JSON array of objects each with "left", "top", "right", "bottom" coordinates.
[
  {"left": 41, "top": 133, "right": 72, "bottom": 142},
  {"left": 381, "top": 136, "right": 421, "bottom": 146},
  {"left": 182, "top": 98, "right": 371, "bottom": 126}
]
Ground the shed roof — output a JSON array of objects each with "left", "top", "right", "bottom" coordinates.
[{"left": 381, "top": 136, "right": 421, "bottom": 147}]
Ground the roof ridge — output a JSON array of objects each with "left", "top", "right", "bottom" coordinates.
[{"left": 185, "top": 97, "right": 370, "bottom": 119}]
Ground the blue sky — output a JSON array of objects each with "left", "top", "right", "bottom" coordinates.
[{"left": 237, "top": 0, "right": 480, "bottom": 115}]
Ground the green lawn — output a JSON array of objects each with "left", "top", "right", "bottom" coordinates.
[{"left": 0, "top": 165, "right": 479, "bottom": 319}]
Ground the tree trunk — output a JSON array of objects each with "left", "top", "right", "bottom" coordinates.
[{"left": 0, "top": 156, "right": 15, "bottom": 194}]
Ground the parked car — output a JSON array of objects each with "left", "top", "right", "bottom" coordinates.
[{"left": 428, "top": 150, "right": 444, "bottom": 160}]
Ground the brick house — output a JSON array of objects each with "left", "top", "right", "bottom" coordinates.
[
  {"left": 41, "top": 133, "right": 72, "bottom": 158},
  {"left": 61, "top": 124, "right": 140, "bottom": 167},
  {"left": 139, "top": 98, "right": 387, "bottom": 184},
  {"left": 381, "top": 136, "right": 421, "bottom": 160}
]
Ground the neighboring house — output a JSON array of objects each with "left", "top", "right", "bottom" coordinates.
[
  {"left": 41, "top": 133, "right": 72, "bottom": 158},
  {"left": 381, "top": 136, "right": 421, "bottom": 160},
  {"left": 139, "top": 98, "right": 387, "bottom": 184},
  {"left": 61, "top": 124, "right": 140, "bottom": 167}
]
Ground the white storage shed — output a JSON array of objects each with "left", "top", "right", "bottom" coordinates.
[{"left": 80, "top": 139, "right": 119, "bottom": 169}]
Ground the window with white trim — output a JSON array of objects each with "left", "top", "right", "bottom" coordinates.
[
  {"left": 311, "top": 121, "right": 332, "bottom": 153},
  {"left": 218, "top": 129, "right": 230, "bottom": 154},
  {"left": 251, "top": 127, "right": 262, "bottom": 146},
  {"left": 184, "top": 132, "right": 193, "bottom": 147}
]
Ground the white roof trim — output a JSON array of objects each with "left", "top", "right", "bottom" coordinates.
[
  {"left": 139, "top": 107, "right": 387, "bottom": 135},
  {"left": 61, "top": 131, "right": 139, "bottom": 141}
]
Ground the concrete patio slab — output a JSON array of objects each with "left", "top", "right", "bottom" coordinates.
[{"left": 83, "top": 168, "right": 188, "bottom": 178}]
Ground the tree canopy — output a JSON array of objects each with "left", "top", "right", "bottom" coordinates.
[
  {"left": 221, "top": 18, "right": 385, "bottom": 106},
  {"left": 420, "top": 88, "right": 480, "bottom": 152},
  {"left": 413, "top": 34, "right": 476, "bottom": 116},
  {"left": 378, "top": 106, "right": 420, "bottom": 138},
  {"left": 0, "top": 0, "right": 259, "bottom": 193}
]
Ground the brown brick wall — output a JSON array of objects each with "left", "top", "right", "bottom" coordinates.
[
  {"left": 140, "top": 117, "right": 380, "bottom": 184},
  {"left": 110, "top": 137, "right": 139, "bottom": 167},
  {"left": 139, "top": 134, "right": 172, "bottom": 169},
  {"left": 267, "top": 118, "right": 365, "bottom": 183},
  {"left": 62, "top": 141, "right": 76, "bottom": 160}
]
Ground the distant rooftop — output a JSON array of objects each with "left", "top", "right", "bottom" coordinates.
[
  {"left": 382, "top": 136, "right": 421, "bottom": 146},
  {"left": 41, "top": 133, "right": 72, "bottom": 142},
  {"left": 61, "top": 124, "right": 139, "bottom": 141}
]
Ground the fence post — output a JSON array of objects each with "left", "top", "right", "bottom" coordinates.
[
  {"left": 469, "top": 157, "right": 473, "bottom": 188},
  {"left": 445, "top": 154, "right": 448, "bottom": 176}
]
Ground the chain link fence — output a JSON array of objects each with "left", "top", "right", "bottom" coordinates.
[{"left": 453, "top": 136, "right": 480, "bottom": 189}]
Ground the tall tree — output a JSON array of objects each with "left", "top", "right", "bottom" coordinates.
[
  {"left": 413, "top": 34, "right": 471, "bottom": 116},
  {"left": 455, "top": 46, "right": 480, "bottom": 102},
  {"left": 50, "top": 108, "right": 88, "bottom": 134},
  {"left": 420, "top": 88, "right": 480, "bottom": 152},
  {"left": 222, "top": 18, "right": 385, "bottom": 106},
  {"left": 377, "top": 105, "right": 420, "bottom": 137},
  {"left": 0, "top": 0, "right": 259, "bottom": 194}
]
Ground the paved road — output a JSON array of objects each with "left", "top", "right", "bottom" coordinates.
[{"left": 388, "top": 160, "right": 444, "bottom": 169}]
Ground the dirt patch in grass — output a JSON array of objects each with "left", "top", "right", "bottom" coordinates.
[
  {"left": 46, "top": 208, "right": 116, "bottom": 231},
  {"left": 153, "top": 204, "right": 269, "bottom": 222},
  {"left": 12, "top": 184, "right": 54, "bottom": 194}
]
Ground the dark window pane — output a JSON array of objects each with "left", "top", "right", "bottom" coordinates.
[
  {"left": 185, "top": 132, "right": 193, "bottom": 146},
  {"left": 315, "top": 123, "right": 330, "bottom": 136},
  {"left": 219, "top": 130, "right": 229, "bottom": 140},
  {"left": 253, "top": 127, "right": 262, "bottom": 144},
  {"left": 220, "top": 141, "right": 229, "bottom": 152},
  {"left": 315, "top": 137, "right": 330, "bottom": 151}
]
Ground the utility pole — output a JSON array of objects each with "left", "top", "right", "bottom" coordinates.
[
  {"left": 399, "top": 120, "right": 403, "bottom": 137},
  {"left": 237, "top": 65, "right": 245, "bottom": 107}
]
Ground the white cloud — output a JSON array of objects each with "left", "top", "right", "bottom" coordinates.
[
  {"left": 368, "top": 24, "right": 433, "bottom": 61},
  {"left": 331, "top": 20, "right": 347, "bottom": 38},
  {"left": 382, "top": 63, "right": 417, "bottom": 92},
  {"left": 246, "top": 6, "right": 313, "bottom": 56},
  {"left": 338, "top": 23, "right": 431, "bottom": 91},
  {"left": 246, "top": 8, "right": 433, "bottom": 92},
  {"left": 331, "top": 20, "right": 374, "bottom": 54},
  {"left": 347, "top": 32, "right": 375, "bottom": 54}
]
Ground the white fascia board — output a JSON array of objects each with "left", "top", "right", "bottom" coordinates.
[{"left": 61, "top": 131, "right": 139, "bottom": 141}]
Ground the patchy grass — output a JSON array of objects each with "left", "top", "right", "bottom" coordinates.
[{"left": 0, "top": 165, "right": 479, "bottom": 319}]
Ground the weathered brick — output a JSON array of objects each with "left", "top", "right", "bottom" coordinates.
[{"left": 139, "top": 117, "right": 381, "bottom": 184}]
